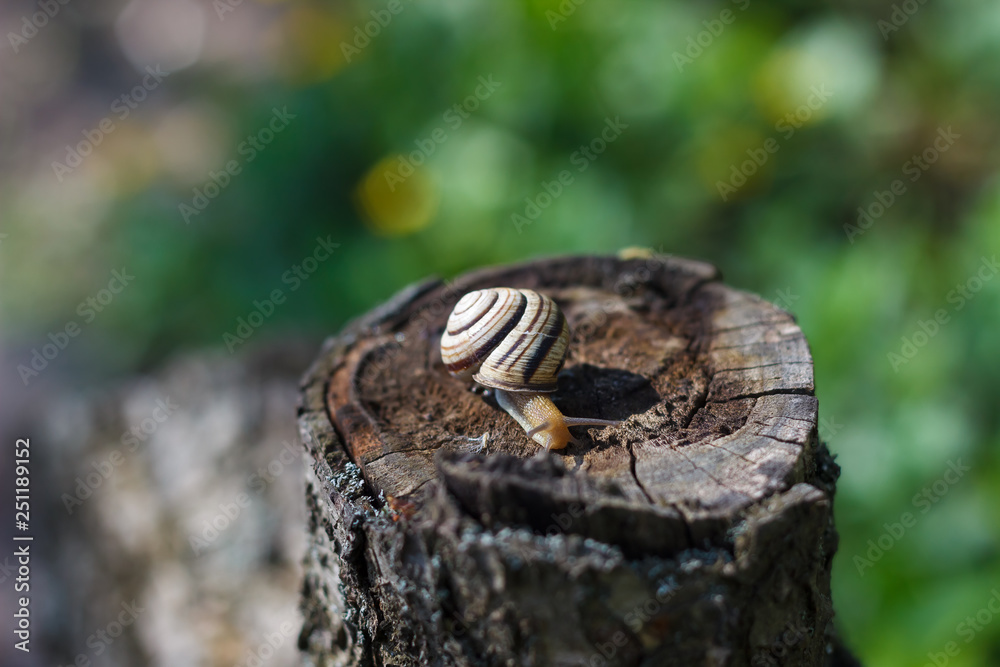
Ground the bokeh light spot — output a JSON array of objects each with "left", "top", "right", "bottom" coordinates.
[
  {"left": 356, "top": 155, "right": 438, "bottom": 238},
  {"left": 694, "top": 124, "right": 771, "bottom": 200},
  {"left": 279, "top": 5, "right": 351, "bottom": 84},
  {"left": 116, "top": 0, "right": 206, "bottom": 73},
  {"left": 754, "top": 19, "right": 879, "bottom": 124}
]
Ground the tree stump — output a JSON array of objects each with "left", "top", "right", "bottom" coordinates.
[{"left": 297, "top": 253, "right": 857, "bottom": 667}]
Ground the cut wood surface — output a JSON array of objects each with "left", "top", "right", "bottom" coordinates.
[{"left": 298, "top": 253, "right": 859, "bottom": 667}]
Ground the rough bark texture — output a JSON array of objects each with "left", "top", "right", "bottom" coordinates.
[{"left": 297, "top": 253, "right": 858, "bottom": 667}]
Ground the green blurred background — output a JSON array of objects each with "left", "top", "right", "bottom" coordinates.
[{"left": 2, "top": 0, "right": 999, "bottom": 664}]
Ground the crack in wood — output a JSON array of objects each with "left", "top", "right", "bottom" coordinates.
[
  {"left": 708, "top": 386, "right": 815, "bottom": 403},
  {"left": 627, "top": 440, "right": 655, "bottom": 504},
  {"left": 298, "top": 255, "right": 855, "bottom": 667},
  {"left": 712, "top": 361, "right": 813, "bottom": 373}
]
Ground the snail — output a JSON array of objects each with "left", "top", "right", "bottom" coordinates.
[{"left": 440, "top": 288, "right": 620, "bottom": 451}]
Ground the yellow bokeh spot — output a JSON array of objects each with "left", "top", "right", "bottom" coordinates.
[
  {"left": 356, "top": 155, "right": 438, "bottom": 238},
  {"left": 695, "top": 124, "right": 771, "bottom": 200},
  {"left": 278, "top": 5, "right": 350, "bottom": 85},
  {"left": 754, "top": 48, "right": 833, "bottom": 126}
]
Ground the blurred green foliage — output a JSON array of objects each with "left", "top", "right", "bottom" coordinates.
[{"left": 2, "top": 0, "right": 1000, "bottom": 663}]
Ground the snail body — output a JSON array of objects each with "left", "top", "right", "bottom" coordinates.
[{"left": 441, "top": 288, "right": 619, "bottom": 450}]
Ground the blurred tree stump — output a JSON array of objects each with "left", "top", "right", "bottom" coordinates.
[{"left": 297, "top": 253, "right": 859, "bottom": 667}]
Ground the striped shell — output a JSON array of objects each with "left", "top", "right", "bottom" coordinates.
[{"left": 441, "top": 288, "right": 570, "bottom": 393}]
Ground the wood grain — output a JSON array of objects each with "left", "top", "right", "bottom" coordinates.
[{"left": 297, "top": 253, "right": 859, "bottom": 667}]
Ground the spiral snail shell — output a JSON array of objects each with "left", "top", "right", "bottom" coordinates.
[{"left": 441, "top": 288, "right": 619, "bottom": 451}]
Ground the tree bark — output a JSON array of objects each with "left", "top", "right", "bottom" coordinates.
[{"left": 297, "top": 253, "right": 859, "bottom": 667}]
